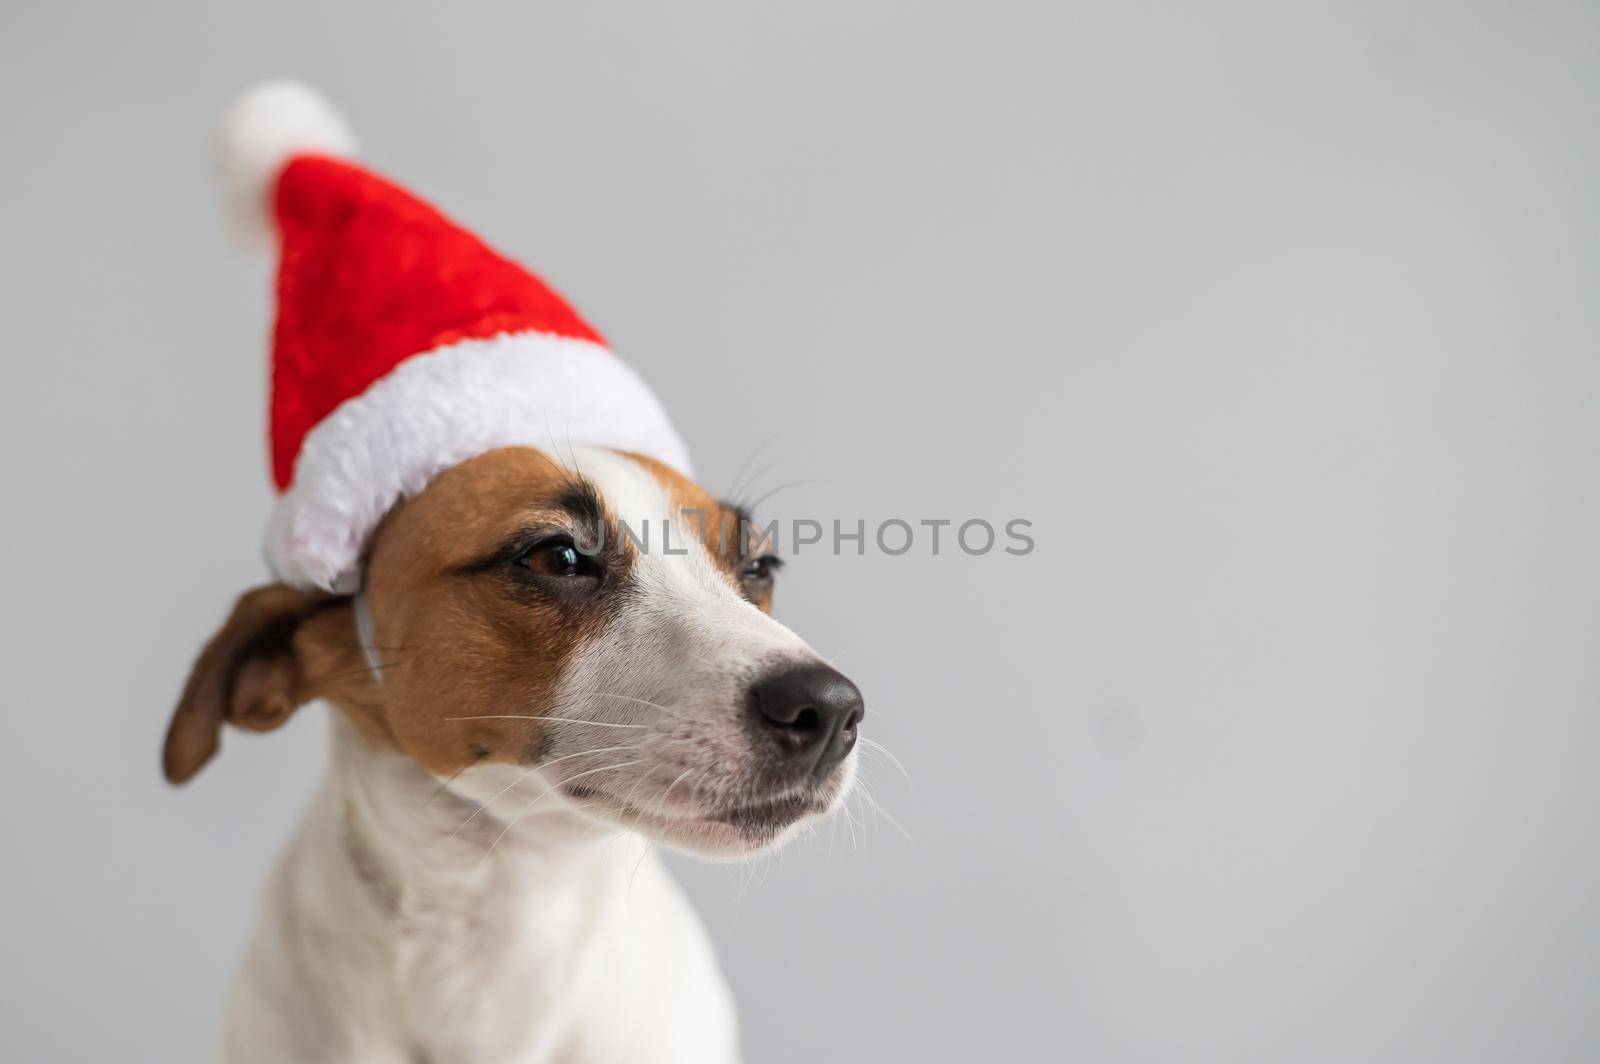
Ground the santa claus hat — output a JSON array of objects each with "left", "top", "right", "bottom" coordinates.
[{"left": 217, "top": 81, "right": 690, "bottom": 591}]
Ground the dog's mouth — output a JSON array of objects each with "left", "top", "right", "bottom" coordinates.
[
  {"left": 708, "top": 790, "right": 825, "bottom": 832},
  {"left": 563, "top": 778, "right": 837, "bottom": 846}
]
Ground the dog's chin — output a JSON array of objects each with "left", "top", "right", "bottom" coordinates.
[{"left": 566, "top": 759, "right": 856, "bottom": 860}]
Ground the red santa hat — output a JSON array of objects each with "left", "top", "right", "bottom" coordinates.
[{"left": 217, "top": 82, "right": 690, "bottom": 591}]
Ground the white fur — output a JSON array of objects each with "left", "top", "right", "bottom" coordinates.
[
  {"left": 223, "top": 715, "right": 739, "bottom": 1063},
  {"left": 266, "top": 334, "right": 691, "bottom": 591},
  {"left": 218, "top": 80, "right": 357, "bottom": 248}
]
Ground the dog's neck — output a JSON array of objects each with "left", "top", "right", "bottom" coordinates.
[
  {"left": 319, "top": 711, "right": 632, "bottom": 919},
  {"left": 334, "top": 591, "right": 613, "bottom": 904},
  {"left": 251, "top": 714, "right": 692, "bottom": 1062}
]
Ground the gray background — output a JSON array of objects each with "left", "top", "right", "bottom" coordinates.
[{"left": 2, "top": 2, "right": 1597, "bottom": 1061}]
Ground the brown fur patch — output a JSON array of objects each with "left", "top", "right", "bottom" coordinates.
[{"left": 357, "top": 447, "right": 617, "bottom": 776}]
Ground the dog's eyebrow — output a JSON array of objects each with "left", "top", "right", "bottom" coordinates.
[
  {"left": 555, "top": 480, "right": 605, "bottom": 529},
  {"left": 714, "top": 500, "right": 761, "bottom": 559}
]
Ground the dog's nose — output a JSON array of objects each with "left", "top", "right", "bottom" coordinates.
[{"left": 748, "top": 663, "right": 864, "bottom": 772}]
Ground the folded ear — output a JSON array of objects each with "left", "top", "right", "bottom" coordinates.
[{"left": 162, "top": 583, "right": 349, "bottom": 784}]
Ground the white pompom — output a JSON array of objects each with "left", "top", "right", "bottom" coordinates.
[{"left": 216, "top": 81, "right": 357, "bottom": 249}]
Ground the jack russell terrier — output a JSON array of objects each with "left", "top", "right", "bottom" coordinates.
[{"left": 163, "top": 83, "right": 863, "bottom": 1063}]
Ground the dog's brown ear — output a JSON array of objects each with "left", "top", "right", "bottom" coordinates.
[{"left": 162, "top": 583, "right": 347, "bottom": 784}]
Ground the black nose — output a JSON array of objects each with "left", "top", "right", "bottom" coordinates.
[{"left": 748, "top": 663, "right": 865, "bottom": 772}]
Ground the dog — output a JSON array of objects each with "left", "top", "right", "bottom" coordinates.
[{"left": 163, "top": 85, "right": 864, "bottom": 1063}]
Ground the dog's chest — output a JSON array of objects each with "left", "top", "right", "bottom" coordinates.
[{"left": 386, "top": 860, "right": 619, "bottom": 1061}]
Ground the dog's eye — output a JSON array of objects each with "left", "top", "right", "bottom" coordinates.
[
  {"left": 739, "top": 554, "right": 783, "bottom": 586},
  {"left": 519, "top": 538, "right": 598, "bottom": 579}
]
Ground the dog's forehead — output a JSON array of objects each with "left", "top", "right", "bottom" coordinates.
[
  {"left": 571, "top": 448, "right": 678, "bottom": 524},
  {"left": 374, "top": 447, "right": 576, "bottom": 571},
  {"left": 574, "top": 448, "right": 743, "bottom": 590}
]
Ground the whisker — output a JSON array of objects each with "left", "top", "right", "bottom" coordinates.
[
  {"left": 744, "top": 477, "right": 823, "bottom": 513},
  {"left": 609, "top": 769, "right": 656, "bottom": 819},
  {"left": 444, "top": 715, "right": 647, "bottom": 730},
  {"left": 842, "top": 795, "right": 861, "bottom": 850},
  {"left": 853, "top": 774, "right": 913, "bottom": 844},
  {"left": 731, "top": 459, "right": 784, "bottom": 510},
  {"left": 541, "top": 408, "right": 572, "bottom": 476},
  {"left": 478, "top": 758, "right": 644, "bottom": 867},
  {"left": 660, "top": 766, "right": 696, "bottom": 808},
  {"left": 561, "top": 692, "right": 688, "bottom": 714},
  {"left": 858, "top": 737, "right": 910, "bottom": 782},
  {"left": 563, "top": 422, "right": 585, "bottom": 480},
  {"left": 297, "top": 658, "right": 407, "bottom": 700},
  {"left": 424, "top": 761, "right": 474, "bottom": 807},
  {"left": 451, "top": 744, "right": 637, "bottom": 837},
  {"left": 628, "top": 839, "right": 656, "bottom": 898},
  {"left": 724, "top": 433, "right": 780, "bottom": 503}
]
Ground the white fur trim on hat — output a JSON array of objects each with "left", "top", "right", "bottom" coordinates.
[
  {"left": 217, "top": 80, "right": 358, "bottom": 249},
  {"left": 265, "top": 331, "right": 692, "bottom": 591}
]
